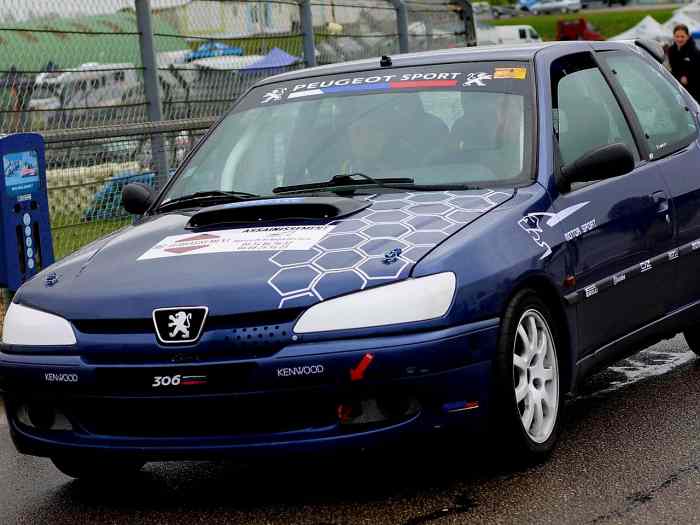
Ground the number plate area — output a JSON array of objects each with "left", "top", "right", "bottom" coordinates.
[{"left": 95, "top": 364, "right": 256, "bottom": 395}]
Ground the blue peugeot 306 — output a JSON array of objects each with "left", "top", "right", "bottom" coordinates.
[{"left": 3, "top": 40, "right": 700, "bottom": 479}]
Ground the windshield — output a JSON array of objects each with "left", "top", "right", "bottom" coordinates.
[{"left": 163, "top": 62, "right": 534, "bottom": 203}]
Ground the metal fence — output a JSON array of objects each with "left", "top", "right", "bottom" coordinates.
[
  {"left": 41, "top": 118, "right": 213, "bottom": 259},
  {"left": 0, "top": 0, "right": 475, "bottom": 265}
]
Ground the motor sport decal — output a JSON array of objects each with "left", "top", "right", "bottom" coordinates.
[
  {"left": 565, "top": 240, "right": 700, "bottom": 305},
  {"left": 138, "top": 225, "right": 336, "bottom": 260},
  {"left": 518, "top": 202, "right": 593, "bottom": 260}
]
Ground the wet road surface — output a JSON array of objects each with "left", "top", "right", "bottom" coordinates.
[{"left": 2, "top": 336, "right": 700, "bottom": 524}]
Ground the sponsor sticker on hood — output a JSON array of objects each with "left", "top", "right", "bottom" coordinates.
[{"left": 138, "top": 225, "right": 336, "bottom": 261}]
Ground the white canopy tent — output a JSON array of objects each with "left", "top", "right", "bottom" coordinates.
[
  {"left": 663, "top": 11, "right": 700, "bottom": 33},
  {"left": 611, "top": 15, "right": 671, "bottom": 43}
]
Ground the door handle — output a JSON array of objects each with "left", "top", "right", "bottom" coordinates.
[{"left": 650, "top": 191, "right": 669, "bottom": 214}]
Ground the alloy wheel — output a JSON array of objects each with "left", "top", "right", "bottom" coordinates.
[{"left": 512, "top": 309, "right": 559, "bottom": 443}]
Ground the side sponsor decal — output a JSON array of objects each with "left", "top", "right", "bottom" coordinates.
[
  {"left": 519, "top": 202, "right": 593, "bottom": 260},
  {"left": 565, "top": 237, "right": 700, "bottom": 305},
  {"left": 138, "top": 225, "right": 336, "bottom": 261}
]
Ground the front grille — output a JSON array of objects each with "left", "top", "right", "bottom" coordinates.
[
  {"left": 72, "top": 308, "right": 303, "bottom": 335},
  {"left": 69, "top": 394, "right": 337, "bottom": 437},
  {"left": 82, "top": 347, "right": 271, "bottom": 365},
  {"left": 74, "top": 308, "right": 303, "bottom": 362}
]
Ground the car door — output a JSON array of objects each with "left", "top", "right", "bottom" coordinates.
[
  {"left": 599, "top": 50, "right": 700, "bottom": 311},
  {"left": 550, "top": 52, "right": 675, "bottom": 356}
]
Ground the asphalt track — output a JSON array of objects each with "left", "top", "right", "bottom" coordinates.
[{"left": 1, "top": 335, "right": 700, "bottom": 524}]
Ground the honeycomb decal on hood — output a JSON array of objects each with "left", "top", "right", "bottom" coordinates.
[{"left": 267, "top": 190, "right": 511, "bottom": 308}]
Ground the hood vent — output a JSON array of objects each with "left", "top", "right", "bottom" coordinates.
[{"left": 187, "top": 196, "right": 370, "bottom": 229}]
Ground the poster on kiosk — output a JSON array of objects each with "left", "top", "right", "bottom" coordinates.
[{"left": 0, "top": 133, "right": 54, "bottom": 292}]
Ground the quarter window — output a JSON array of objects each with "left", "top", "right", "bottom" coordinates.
[{"left": 602, "top": 52, "right": 697, "bottom": 158}]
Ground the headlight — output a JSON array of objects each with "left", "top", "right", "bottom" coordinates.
[
  {"left": 2, "top": 303, "right": 76, "bottom": 346},
  {"left": 294, "top": 272, "right": 456, "bottom": 334}
]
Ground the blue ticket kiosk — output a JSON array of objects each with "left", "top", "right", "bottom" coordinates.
[{"left": 0, "top": 133, "right": 54, "bottom": 292}]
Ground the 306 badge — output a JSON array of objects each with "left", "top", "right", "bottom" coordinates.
[{"left": 151, "top": 374, "right": 208, "bottom": 388}]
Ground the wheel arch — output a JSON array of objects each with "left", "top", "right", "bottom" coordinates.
[{"left": 502, "top": 273, "right": 576, "bottom": 394}]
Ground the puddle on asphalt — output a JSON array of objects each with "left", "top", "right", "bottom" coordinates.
[{"left": 575, "top": 335, "right": 696, "bottom": 400}]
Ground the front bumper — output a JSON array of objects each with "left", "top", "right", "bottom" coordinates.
[{"left": 0, "top": 319, "right": 499, "bottom": 460}]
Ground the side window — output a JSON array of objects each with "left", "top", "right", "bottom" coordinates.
[
  {"left": 552, "top": 54, "right": 639, "bottom": 167},
  {"left": 602, "top": 52, "right": 697, "bottom": 158},
  {"left": 519, "top": 28, "right": 527, "bottom": 39}
]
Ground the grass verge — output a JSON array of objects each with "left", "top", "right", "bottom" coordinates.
[
  {"left": 490, "top": 8, "right": 675, "bottom": 41},
  {"left": 52, "top": 218, "right": 131, "bottom": 260}
]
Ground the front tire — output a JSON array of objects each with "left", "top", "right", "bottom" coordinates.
[
  {"left": 52, "top": 456, "right": 145, "bottom": 480},
  {"left": 491, "top": 289, "right": 564, "bottom": 465}
]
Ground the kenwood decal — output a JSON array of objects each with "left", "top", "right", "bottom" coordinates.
[
  {"left": 44, "top": 373, "right": 79, "bottom": 383},
  {"left": 277, "top": 365, "right": 325, "bottom": 377}
]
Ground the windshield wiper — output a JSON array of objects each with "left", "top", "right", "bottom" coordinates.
[
  {"left": 156, "top": 190, "right": 261, "bottom": 212},
  {"left": 273, "top": 173, "right": 414, "bottom": 195}
]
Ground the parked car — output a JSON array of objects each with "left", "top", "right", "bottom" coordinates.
[
  {"left": 83, "top": 171, "right": 159, "bottom": 222},
  {"left": 581, "top": 0, "right": 628, "bottom": 7},
  {"left": 530, "top": 0, "right": 581, "bottom": 14},
  {"left": 38, "top": 63, "right": 143, "bottom": 129},
  {"left": 556, "top": 18, "right": 604, "bottom": 40},
  {"left": 184, "top": 41, "right": 243, "bottom": 62},
  {"left": 491, "top": 5, "right": 520, "bottom": 18},
  {"left": 496, "top": 25, "right": 543, "bottom": 44},
  {"left": 473, "top": 1, "right": 492, "bottom": 18},
  {"left": 3, "top": 40, "right": 700, "bottom": 479}
]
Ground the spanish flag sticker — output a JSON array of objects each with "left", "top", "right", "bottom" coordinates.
[{"left": 494, "top": 67, "right": 528, "bottom": 80}]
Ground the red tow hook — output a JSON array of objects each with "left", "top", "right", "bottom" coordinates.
[{"left": 350, "top": 353, "right": 374, "bottom": 382}]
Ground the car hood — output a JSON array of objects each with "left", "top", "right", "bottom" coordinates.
[{"left": 18, "top": 190, "right": 514, "bottom": 320}]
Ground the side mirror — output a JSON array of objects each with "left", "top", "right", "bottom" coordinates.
[
  {"left": 560, "top": 143, "right": 635, "bottom": 189},
  {"left": 122, "top": 182, "right": 154, "bottom": 215}
]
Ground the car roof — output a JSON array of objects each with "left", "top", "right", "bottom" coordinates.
[{"left": 256, "top": 41, "right": 634, "bottom": 87}]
